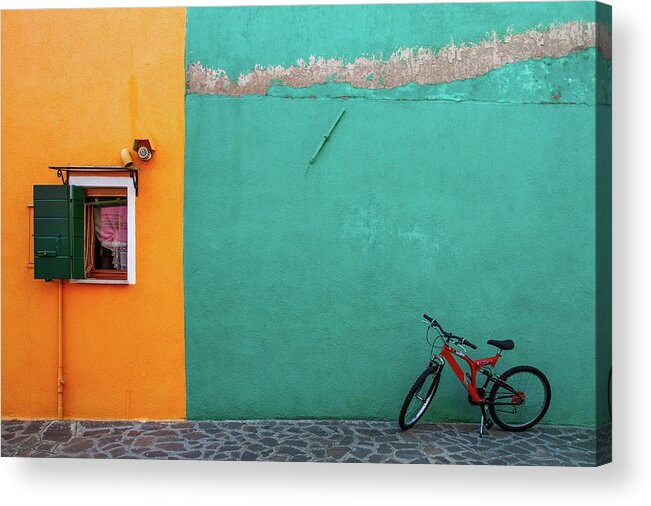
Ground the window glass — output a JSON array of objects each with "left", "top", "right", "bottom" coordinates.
[{"left": 84, "top": 189, "right": 128, "bottom": 280}]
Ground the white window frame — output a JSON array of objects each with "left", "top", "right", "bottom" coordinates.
[{"left": 69, "top": 176, "right": 136, "bottom": 285}]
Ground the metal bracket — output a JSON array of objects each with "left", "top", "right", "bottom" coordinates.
[
  {"left": 49, "top": 166, "right": 140, "bottom": 196},
  {"left": 55, "top": 168, "right": 69, "bottom": 185}
]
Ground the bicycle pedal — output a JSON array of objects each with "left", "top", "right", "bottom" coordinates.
[{"left": 483, "top": 418, "right": 494, "bottom": 430}]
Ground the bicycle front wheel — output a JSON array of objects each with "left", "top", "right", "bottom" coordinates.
[
  {"left": 488, "top": 365, "right": 551, "bottom": 432},
  {"left": 398, "top": 364, "right": 442, "bottom": 431}
]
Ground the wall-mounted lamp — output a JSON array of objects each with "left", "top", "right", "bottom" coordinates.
[
  {"left": 133, "top": 138, "right": 158, "bottom": 162},
  {"left": 120, "top": 148, "right": 134, "bottom": 167}
]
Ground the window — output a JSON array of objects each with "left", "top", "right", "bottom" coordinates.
[
  {"left": 84, "top": 188, "right": 128, "bottom": 281},
  {"left": 69, "top": 176, "right": 136, "bottom": 284}
]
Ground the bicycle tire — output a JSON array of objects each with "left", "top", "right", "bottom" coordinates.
[
  {"left": 488, "top": 365, "right": 551, "bottom": 432},
  {"left": 398, "top": 364, "right": 442, "bottom": 431}
]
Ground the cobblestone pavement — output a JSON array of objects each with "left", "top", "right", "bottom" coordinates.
[{"left": 1, "top": 419, "right": 611, "bottom": 466}]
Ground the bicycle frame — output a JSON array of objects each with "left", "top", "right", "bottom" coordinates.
[{"left": 435, "top": 341, "right": 501, "bottom": 404}]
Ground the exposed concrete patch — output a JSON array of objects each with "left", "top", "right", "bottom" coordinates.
[{"left": 187, "top": 22, "right": 611, "bottom": 97}]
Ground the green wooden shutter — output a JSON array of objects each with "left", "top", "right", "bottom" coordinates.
[
  {"left": 33, "top": 185, "right": 85, "bottom": 280},
  {"left": 69, "top": 185, "right": 85, "bottom": 279}
]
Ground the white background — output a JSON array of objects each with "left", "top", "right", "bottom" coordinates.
[{"left": 1, "top": 0, "right": 649, "bottom": 504}]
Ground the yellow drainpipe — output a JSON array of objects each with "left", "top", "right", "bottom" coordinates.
[{"left": 57, "top": 279, "right": 64, "bottom": 419}]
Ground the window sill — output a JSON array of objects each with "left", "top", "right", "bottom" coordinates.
[{"left": 70, "top": 278, "right": 132, "bottom": 285}]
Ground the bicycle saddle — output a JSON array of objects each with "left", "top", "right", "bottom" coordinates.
[{"left": 487, "top": 339, "right": 515, "bottom": 350}]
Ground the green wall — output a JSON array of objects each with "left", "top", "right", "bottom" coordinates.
[
  {"left": 185, "top": 2, "right": 605, "bottom": 77},
  {"left": 183, "top": 3, "right": 611, "bottom": 425}
]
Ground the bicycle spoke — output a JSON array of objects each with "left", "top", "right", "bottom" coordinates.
[
  {"left": 402, "top": 371, "right": 438, "bottom": 426},
  {"left": 491, "top": 370, "right": 548, "bottom": 428}
]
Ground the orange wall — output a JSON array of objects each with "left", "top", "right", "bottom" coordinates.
[{"left": 1, "top": 8, "right": 187, "bottom": 419}]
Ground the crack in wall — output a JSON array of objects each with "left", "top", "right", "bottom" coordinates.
[{"left": 186, "top": 21, "right": 611, "bottom": 97}]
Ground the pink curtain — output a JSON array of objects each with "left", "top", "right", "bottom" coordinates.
[{"left": 94, "top": 206, "right": 128, "bottom": 270}]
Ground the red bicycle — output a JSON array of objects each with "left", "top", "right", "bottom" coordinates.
[{"left": 399, "top": 314, "right": 551, "bottom": 435}]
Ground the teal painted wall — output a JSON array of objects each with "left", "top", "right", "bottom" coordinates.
[
  {"left": 185, "top": 2, "right": 606, "bottom": 78},
  {"left": 183, "top": 3, "right": 611, "bottom": 425}
]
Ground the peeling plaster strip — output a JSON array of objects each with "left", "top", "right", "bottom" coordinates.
[{"left": 187, "top": 22, "right": 611, "bottom": 97}]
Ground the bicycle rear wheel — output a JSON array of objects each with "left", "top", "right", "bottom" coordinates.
[
  {"left": 488, "top": 365, "right": 551, "bottom": 431},
  {"left": 398, "top": 364, "right": 442, "bottom": 431}
]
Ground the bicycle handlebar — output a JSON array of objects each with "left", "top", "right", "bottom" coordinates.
[
  {"left": 458, "top": 337, "right": 477, "bottom": 350},
  {"left": 423, "top": 313, "right": 477, "bottom": 350}
]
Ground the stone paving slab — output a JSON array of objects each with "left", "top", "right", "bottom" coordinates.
[{"left": 1, "top": 419, "right": 611, "bottom": 466}]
